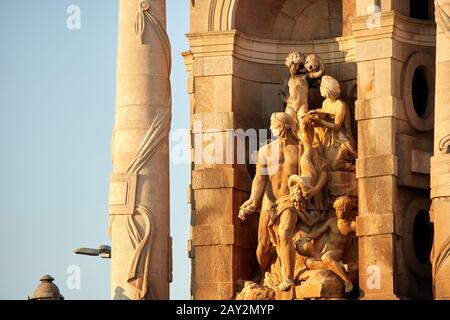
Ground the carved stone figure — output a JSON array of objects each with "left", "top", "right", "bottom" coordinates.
[
  {"left": 288, "top": 119, "right": 328, "bottom": 227},
  {"left": 307, "top": 75, "right": 357, "bottom": 172},
  {"left": 237, "top": 53, "right": 358, "bottom": 300},
  {"left": 235, "top": 281, "right": 275, "bottom": 300},
  {"left": 284, "top": 52, "right": 310, "bottom": 127},
  {"left": 239, "top": 112, "right": 301, "bottom": 291},
  {"left": 304, "top": 54, "right": 325, "bottom": 80},
  {"left": 297, "top": 196, "right": 357, "bottom": 293}
]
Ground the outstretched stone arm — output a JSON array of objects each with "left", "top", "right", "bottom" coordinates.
[
  {"left": 307, "top": 108, "right": 323, "bottom": 114},
  {"left": 315, "top": 101, "right": 346, "bottom": 131},
  {"left": 305, "top": 109, "right": 326, "bottom": 118}
]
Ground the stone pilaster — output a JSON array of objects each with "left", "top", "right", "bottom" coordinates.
[
  {"left": 353, "top": 11, "right": 401, "bottom": 300},
  {"left": 353, "top": 7, "right": 436, "bottom": 299}
]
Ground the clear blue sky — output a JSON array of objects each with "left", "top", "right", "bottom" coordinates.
[{"left": 0, "top": 0, "right": 190, "bottom": 299}]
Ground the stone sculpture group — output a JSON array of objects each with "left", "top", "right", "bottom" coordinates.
[{"left": 237, "top": 52, "right": 359, "bottom": 300}]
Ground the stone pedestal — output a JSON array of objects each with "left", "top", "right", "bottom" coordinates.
[{"left": 109, "top": 0, "right": 172, "bottom": 300}]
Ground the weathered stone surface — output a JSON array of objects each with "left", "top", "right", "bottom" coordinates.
[
  {"left": 329, "top": 171, "right": 358, "bottom": 196},
  {"left": 110, "top": 0, "right": 171, "bottom": 300},
  {"left": 274, "top": 286, "right": 295, "bottom": 301},
  {"left": 235, "top": 281, "right": 274, "bottom": 300},
  {"left": 397, "top": 134, "right": 433, "bottom": 189},
  {"left": 296, "top": 270, "right": 344, "bottom": 299},
  {"left": 356, "top": 155, "right": 398, "bottom": 179},
  {"left": 431, "top": 1, "right": 450, "bottom": 299},
  {"left": 184, "top": 1, "right": 442, "bottom": 302}
]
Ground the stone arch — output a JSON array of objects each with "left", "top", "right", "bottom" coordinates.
[
  {"left": 209, "top": 0, "right": 355, "bottom": 40},
  {"left": 208, "top": 0, "right": 238, "bottom": 31}
]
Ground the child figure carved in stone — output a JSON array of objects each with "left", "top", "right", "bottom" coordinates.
[{"left": 297, "top": 196, "right": 357, "bottom": 293}]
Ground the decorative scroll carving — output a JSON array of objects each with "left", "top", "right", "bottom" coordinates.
[
  {"left": 127, "top": 205, "right": 154, "bottom": 299},
  {"left": 439, "top": 134, "right": 450, "bottom": 154},
  {"left": 134, "top": 1, "right": 149, "bottom": 44},
  {"left": 134, "top": 0, "right": 172, "bottom": 72}
]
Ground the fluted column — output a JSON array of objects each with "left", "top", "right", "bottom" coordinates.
[
  {"left": 109, "top": 0, "right": 172, "bottom": 300},
  {"left": 431, "top": 0, "right": 450, "bottom": 300}
]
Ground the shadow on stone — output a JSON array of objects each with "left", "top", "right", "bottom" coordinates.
[{"left": 113, "top": 286, "right": 130, "bottom": 300}]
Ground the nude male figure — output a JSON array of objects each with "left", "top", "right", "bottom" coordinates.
[{"left": 239, "top": 112, "right": 301, "bottom": 291}]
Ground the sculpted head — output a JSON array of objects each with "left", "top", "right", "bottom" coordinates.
[
  {"left": 270, "top": 112, "right": 298, "bottom": 139},
  {"left": 333, "top": 196, "right": 356, "bottom": 220},
  {"left": 304, "top": 54, "right": 325, "bottom": 79},
  {"left": 285, "top": 51, "right": 306, "bottom": 75},
  {"left": 320, "top": 75, "right": 341, "bottom": 99}
]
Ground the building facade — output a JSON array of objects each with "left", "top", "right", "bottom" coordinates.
[{"left": 184, "top": 0, "right": 450, "bottom": 300}]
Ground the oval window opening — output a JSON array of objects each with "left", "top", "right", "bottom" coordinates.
[
  {"left": 410, "top": 0, "right": 431, "bottom": 20},
  {"left": 412, "top": 68, "right": 429, "bottom": 118},
  {"left": 413, "top": 210, "right": 433, "bottom": 265}
]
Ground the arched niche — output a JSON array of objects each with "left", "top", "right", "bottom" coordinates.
[
  {"left": 188, "top": 0, "right": 359, "bottom": 300},
  {"left": 231, "top": 0, "right": 355, "bottom": 41}
]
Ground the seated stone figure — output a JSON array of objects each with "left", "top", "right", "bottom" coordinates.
[
  {"left": 306, "top": 75, "right": 357, "bottom": 171},
  {"left": 295, "top": 196, "right": 357, "bottom": 293}
]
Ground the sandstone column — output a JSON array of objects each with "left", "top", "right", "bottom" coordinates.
[
  {"left": 109, "top": 0, "right": 172, "bottom": 300},
  {"left": 431, "top": 0, "right": 450, "bottom": 300}
]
